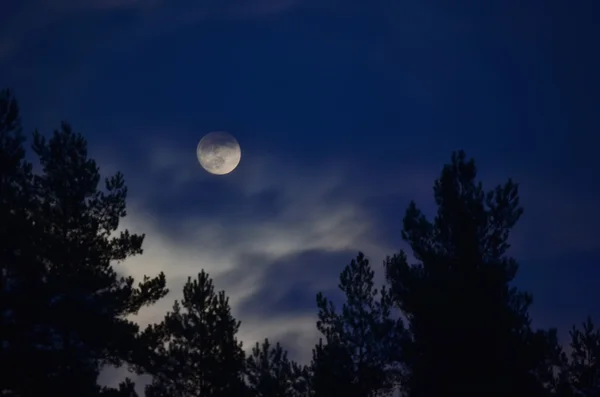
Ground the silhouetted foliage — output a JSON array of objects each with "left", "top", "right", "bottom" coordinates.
[
  {"left": 100, "top": 378, "right": 140, "bottom": 397},
  {"left": 555, "top": 317, "right": 600, "bottom": 397},
  {"left": 246, "top": 338, "right": 310, "bottom": 397},
  {"left": 312, "top": 252, "right": 404, "bottom": 397},
  {"left": 0, "top": 88, "right": 37, "bottom": 396},
  {"left": 0, "top": 89, "right": 32, "bottom": 317},
  {"left": 385, "top": 151, "right": 561, "bottom": 397},
  {"left": 144, "top": 270, "right": 248, "bottom": 397},
  {"left": 0, "top": 90, "right": 168, "bottom": 397},
  {"left": 309, "top": 338, "right": 356, "bottom": 397}
]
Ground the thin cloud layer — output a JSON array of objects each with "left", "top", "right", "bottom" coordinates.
[
  {"left": 110, "top": 139, "right": 391, "bottom": 348},
  {"left": 99, "top": 139, "right": 396, "bottom": 391}
]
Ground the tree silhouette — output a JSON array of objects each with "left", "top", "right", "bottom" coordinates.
[
  {"left": 144, "top": 270, "right": 248, "bottom": 397},
  {"left": 245, "top": 338, "right": 309, "bottom": 397},
  {"left": 0, "top": 89, "right": 168, "bottom": 397},
  {"left": 0, "top": 88, "right": 39, "bottom": 396},
  {"left": 311, "top": 252, "right": 404, "bottom": 397},
  {"left": 309, "top": 338, "right": 356, "bottom": 397},
  {"left": 100, "top": 378, "right": 139, "bottom": 397},
  {"left": 555, "top": 317, "right": 600, "bottom": 397},
  {"left": 385, "top": 150, "right": 560, "bottom": 397}
]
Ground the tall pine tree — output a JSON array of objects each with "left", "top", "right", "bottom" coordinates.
[
  {"left": 245, "top": 338, "right": 309, "bottom": 397},
  {"left": 385, "top": 150, "right": 560, "bottom": 397},
  {"left": 144, "top": 270, "right": 247, "bottom": 397},
  {"left": 555, "top": 317, "right": 600, "bottom": 397},
  {"left": 311, "top": 252, "right": 404, "bottom": 397},
  {"left": 1, "top": 90, "right": 168, "bottom": 396},
  {"left": 0, "top": 88, "right": 40, "bottom": 397}
]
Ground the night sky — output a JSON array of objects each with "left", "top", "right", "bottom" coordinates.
[{"left": 1, "top": 0, "right": 599, "bottom": 392}]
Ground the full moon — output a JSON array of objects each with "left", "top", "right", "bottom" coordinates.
[{"left": 196, "top": 131, "right": 241, "bottom": 175}]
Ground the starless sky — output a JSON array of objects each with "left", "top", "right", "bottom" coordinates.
[{"left": 1, "top": 0, "right": 599, "bottom": 391}]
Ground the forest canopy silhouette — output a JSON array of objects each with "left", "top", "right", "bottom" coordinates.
[{"left": 1, "top": 88, "right": 599, "bottom": 397}]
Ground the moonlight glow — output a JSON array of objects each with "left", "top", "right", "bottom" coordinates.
[{"left": 196, "top": 131, "right": 241, "bottom": 175}]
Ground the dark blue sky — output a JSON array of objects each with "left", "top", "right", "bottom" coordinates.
[{"left": 1, "top": 0, "right": 599, "bottom": 390}]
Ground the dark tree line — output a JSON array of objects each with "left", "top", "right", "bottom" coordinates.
[{"left": 1, "top": 88, "right": 599, "bottom": 397}]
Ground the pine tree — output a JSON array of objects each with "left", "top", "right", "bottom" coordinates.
[
  {"left": 556, "top": 317, "right": 600, "bottom": 397},
  {"left": 246, "top": 338, "right": 309, "bottom": 397},
  {"left": 311, "top": 252, "right": 404, "bottom": 397},
  {"left": 385, "top": 150, "right": 560, "bottom": 397},
  {"left": 144, "top": 270, "right": 248, "bottom": 397},
  {"left": 309, "top": 338, "right": 356, "bottom": 397},
  {"left": 100, "top": 378, "right": 140, "bottom": 397},
  {"left": 0, "top": 88, "right": 38, "bottom": 397},
  {"left": 1, "top": 90, "right": 168, "bottom": 396}
]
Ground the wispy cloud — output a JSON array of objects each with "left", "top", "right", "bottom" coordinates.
[
  {"left": 107, "top": 137, "right": 395, "bottom": 340},
  {"left": 98, "top": 139, "right": 394, "bottom": 392}
]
